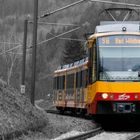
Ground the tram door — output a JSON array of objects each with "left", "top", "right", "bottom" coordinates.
[
  {"left": 76, "top": 69, "right": 87, "bottom": 108},
  {"left": 66, "top": 73, "right": 75, "bottom": 107}
]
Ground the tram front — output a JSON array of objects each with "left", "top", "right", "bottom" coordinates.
[{"left": 87, "top": 33, "right": 140, "bottom": 115}]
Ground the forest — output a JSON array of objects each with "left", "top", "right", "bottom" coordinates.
[{"left": 0, "top": 0, "right": 139, "bottom": 99}]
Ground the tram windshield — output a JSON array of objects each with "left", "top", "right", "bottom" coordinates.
[{"left": 98, "top": 35, "right": 140, "bottom": 81}]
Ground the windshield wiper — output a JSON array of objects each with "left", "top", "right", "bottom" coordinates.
[
  {"left": 138, "top": 71, "right": 140, "bottom": 77},
  {"left": 103, "top": 71, "right": 110, "bottom": 81}
]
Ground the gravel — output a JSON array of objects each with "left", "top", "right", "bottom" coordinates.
[
  {"left": 45, "top": 113, "right": 97, "bottom": 139},
  {"left": 14, "top": 112, "right": 97, "bottom": 140},
  {"left": 52, "top": 130, "right": 84, "bottom": 140},
  {"left": 16, "top": 100, "right": 98, "bottom": 140}
]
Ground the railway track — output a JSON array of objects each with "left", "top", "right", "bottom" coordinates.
[
  {"left": 35, "top": 100, "right": 94, "bottom": 121},
  {"left": 46, "top": 109, "right": 59, "bottom": 114},
  {"left": 36, "top": 100, "right": 140, "bottom": 140},
  {"left": 36, "top": 101, "right": 102, "bottom": 139},
  {"left": 128, "top": 133, "right": 140, "bottom": 140},
  {"left": 46, "top": 109, "right": 94, "bottom": 121},
  {"left": 55, "top": 127, "right": 140, "bottom": 140},
  {"left": 56, "top": 127, "right": 103, "bottom": 140}
]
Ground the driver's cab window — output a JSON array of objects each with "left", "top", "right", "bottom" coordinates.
[{"left": 88, "top": 41, "right": 96, "bottom": 83}]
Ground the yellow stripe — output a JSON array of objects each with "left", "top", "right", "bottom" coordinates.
[{"left": 87, "top": 81, "right": 140, "bottom": 104}]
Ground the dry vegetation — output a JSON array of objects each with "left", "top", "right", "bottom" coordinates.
[{"left": 0, "top": 79, "right": 47, "bottom": 139}]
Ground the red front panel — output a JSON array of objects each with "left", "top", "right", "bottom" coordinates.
[
  {"left": 95, "top": 92, "right": 140, "bottom": 101},
  {"left": 87, "top": 92, "right": 140, "bottom": 115}
]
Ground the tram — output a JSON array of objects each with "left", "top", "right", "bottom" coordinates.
[{"left": 53, "top": 8, "right": 140, "bottom": 115}]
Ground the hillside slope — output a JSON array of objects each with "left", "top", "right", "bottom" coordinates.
[{"left": 0, "top": 79, "right": 47, "bottom": 139}]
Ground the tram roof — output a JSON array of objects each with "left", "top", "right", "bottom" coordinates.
[
  {"left": 95, "top": 21, "right": 140, "bottom": 33},
  {"left": 55, "top": 57, "right": 88, "bottom": 73}
]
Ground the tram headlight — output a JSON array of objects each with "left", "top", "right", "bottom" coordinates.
[
  {"left": 101, "top": 93, "right": 108, "bottom": 99},
  {"left": 135, "top": 94, "right": 138, "bottom": 99}
]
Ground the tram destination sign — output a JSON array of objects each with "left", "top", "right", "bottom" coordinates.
[{"left": 98, "top": 35, "right": 140, "bottom": 47}]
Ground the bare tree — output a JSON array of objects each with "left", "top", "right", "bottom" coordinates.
[{"left": 2, "top": 33, "right": 21, "bottom": 85}]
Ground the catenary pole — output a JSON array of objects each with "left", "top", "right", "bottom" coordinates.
[
  {"left": 31, "top": 0, "right": 38, "bottom": 105},
  {"left": 21, "top": 19, "right": 28, "bottom": 94}
]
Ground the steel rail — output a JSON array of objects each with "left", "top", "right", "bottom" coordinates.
[
  {"left": 46, "top": 109, "right": 59, "bottom": 114},
  {"left": 128, "top": 133, "right": 140, "bottom": 140},
  {"left": 61, "top": 127, "right": 103, "bottom": 140}
]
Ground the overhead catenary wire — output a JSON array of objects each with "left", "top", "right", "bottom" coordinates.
[
  {"left": 7, "top": 52, "right": 31, "bottom": 55},
  {"left": 0, "top": 44, "right": 22, "bottom": 56},
  {"left": 0, "top": 42, "right": 21, "bottom": 45},
  {"left": 28, "top": 21, "right": 79, "bottom": 27},
  {"left": 40, "top": 0, "right": 88, "bottom": 18},
  {"left": 36, "top": 26, "right": 81, "bottom": 46},
  {"left": 40, "top": 0, "right": 140, "bottom": 19},
  {"left": 47, "top": 32, "right": 86, "bottom": 42},
  {"left": 89, "top": 0, "right": 140, "bottom": 8},
  {"left": 59, "top": 37, "right": 86, "bottom": 42},
  {"left": 2, "top": 0, "right": 140, "bottom": 56},
  {"left": 0, "top": 27, "right": 81, "bottom": 55}
]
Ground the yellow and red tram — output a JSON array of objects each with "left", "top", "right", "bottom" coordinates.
[
  {"left": 53, "top": 21, "right": 140, "bottom": 116},
  {"left": 53, "top": 58, "right": 88, "bottom": 114}
]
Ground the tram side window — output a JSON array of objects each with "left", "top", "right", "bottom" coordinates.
[
  {"left": 76, "top": 72, "right": 80, "bottom": 88},
  {"left": 59, "top": 76, "right": 61, "bottom": 89},
  {"left": 76, "top": 71, "right": 83, "bottom": 88},
  {"left": 80, "top": 71, "right": 82, "bottom": 87},
  {"left": 53, "top": 77, "right": 57, "bottom": 89},
  {"left": 54, "top": 76, "right": 64, "bottom": 90},
  {"left": 76, "top": 70, "right": 88, "bottom": 88},
  {"left": 57, "top": 76, "right": 65, "bottom": 90},
  {"left": 82, "top": 70, "right": 87, "bottom": 87},
  {"left": 56, "top": 76, "right": 59, "bottom": 89},
  {"left": 58, "top": 77, "right": 61, "bottom": 89},
  {"left": 61, "top": 75, "right": 65, "bottom": 89},
  {"left": 66, "top": 74, "right": 74, "bottom": 89},
  {"left": 76, "top": 72, "right": 78, "bottom": 88},
  {"left": 88, "top": 47, "right": 93, "bottom": 83},
  {"left": 76, "top": 70, "right": 87, "bottom": 88}
]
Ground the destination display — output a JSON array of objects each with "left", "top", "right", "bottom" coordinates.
[{"left": 98, "top": 35, "right": 140, "bottom": 47}]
